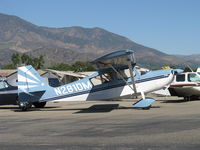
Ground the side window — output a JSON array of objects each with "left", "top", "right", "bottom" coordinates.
[
  {"left": 176, "top": 74, "right": 185, "bottom": 82},
  {"left": 188, "top": 74, "right": 200, "bottom": 82},
  {"left": 90, "top": 73, "right": 113, "bottom": 86},
  {"left": 116, "top": 70, "right": 128, "bottom": 80},
  {"left": 0, "top": 81, "right": 8, "bottom": 89},
  {"left": 90, "top": 76, "right": 102, "bottom": 86}
]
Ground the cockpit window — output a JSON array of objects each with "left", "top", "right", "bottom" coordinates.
[
  {"left": 0, "top": 81, "right": 8, "bottom": 89},
  {"left": 176, "top": 74, "right": 185, "bottom": 82},
  {"left": 188, "top": 73, "right": 200, "bottom": 82},
  {"left": 90, "top": 73, "right": 113, "bottom": 86}
]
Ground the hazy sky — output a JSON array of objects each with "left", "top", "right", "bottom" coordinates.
[{"left": 0, "top": 0, "right": 200, "bottom": 55}]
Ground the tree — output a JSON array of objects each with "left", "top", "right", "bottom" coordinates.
[
  {"left": 21, "top": 54, "right": 30, "bottom": 64},
  {"left": 48, "top": 61, "right": 96, "bottom": 71},
  {"left": 37, "top": 55, "right": 44, "bottom": 69},
  {"left": 2, "top": 64, "right": 15, "bottom": 69},
  {"left": 11, "top": 53, "right": 21, "bottom": 68},
  {"left": 27, "top": 55, "right": 44, "bottom": 69},
  {"left": 48, "top": 63, "right": 72, "bottom": 71},
  {"left": 72, "top": 61, "right": 96, "bottom": 72},
  {"left": 8, "top": 54, "right": 45, "bottom": 69}
]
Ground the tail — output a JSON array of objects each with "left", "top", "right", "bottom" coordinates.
[{"left": 18, "top": 65, "right": 48, "bottom": 104}]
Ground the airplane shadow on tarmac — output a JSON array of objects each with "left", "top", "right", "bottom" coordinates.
[
  {"left": 0, "top": 106, "right": 20, "bottom": 110},
  {"left": 159, "top": 99, "right": 199, "bottom": 103},
  {"left": 74, "top": 104, "right": 119, "bottom": 113},
  {"left": 9, "top": 106, "right": 59, "bottom": 112},
  {"left": 9, "top": 104, "right": 160, "bottom": 113},
  {"left": 10, "top": 104, "right": 119, "bottom": 113}
]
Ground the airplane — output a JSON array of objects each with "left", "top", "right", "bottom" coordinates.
[
  {"left": 17, "top": 50, "right": 182, "bottom": 111},
  {"left": 0, "top": 78, "right": 17, "bottom": 105},
  {"left": 168, "top": 70, "right": 200, "bottom": 100},
  {"left": 0, "top": 71, "right": 60, "bottom": 107}
]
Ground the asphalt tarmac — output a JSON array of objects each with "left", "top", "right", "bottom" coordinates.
[{"left": 0, "top": 96, "right": 200, "bottom": 150}]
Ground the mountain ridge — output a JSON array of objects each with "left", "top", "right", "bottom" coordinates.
[{"left": 0, "top": 13, "right": 199, "bottom": 68}]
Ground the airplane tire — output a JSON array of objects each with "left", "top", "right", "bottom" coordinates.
[
  {"left": 142, "top": 105, "right": 151, "bottom": 110},
  {"left": 19, "top": 102, "right": 32, "bottom": 111},
  {"left": 33, "top": 102, "right": 46, "bottom": 108}
]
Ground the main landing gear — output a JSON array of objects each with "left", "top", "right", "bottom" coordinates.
[
  {"left": 132, "top": 91, "right": 155, "bottom": 109},
  {"left": 18, "top": 101, "right": 47, "bottom": 111},
  {"left": 18, "top": 101, "right": 32, "bottom": 111}
]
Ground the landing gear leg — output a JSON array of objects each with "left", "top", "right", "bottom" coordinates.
[{"left": 132, "top": 91, "right": 155, "bottom": 109}]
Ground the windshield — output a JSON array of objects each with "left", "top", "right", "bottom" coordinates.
[{"left": 188, "top": 73, "right": 200, "bottom": 82}]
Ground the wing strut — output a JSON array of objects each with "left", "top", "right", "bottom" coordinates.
[
  {"left": 109, "top": 63, "right": 155, "bottom": 109},
  {"left": 127, "top": 60, "right": 137, "bottom": 97},
  {"left": 108, "top": 64, "right": 135, "bottom": 92}
]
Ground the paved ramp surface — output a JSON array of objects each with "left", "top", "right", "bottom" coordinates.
[{"left": 0, "top": 97, "right": 200, "bottom": 150}]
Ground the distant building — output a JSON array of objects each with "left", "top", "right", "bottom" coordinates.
[{"left": 0, "top": 69, "right": 60, "bottom": 87}]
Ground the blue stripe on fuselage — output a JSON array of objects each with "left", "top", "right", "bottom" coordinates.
[{"left": 42, "top": 73, "right": 170, "bottom": 102}]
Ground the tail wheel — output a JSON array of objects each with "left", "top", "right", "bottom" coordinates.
[{"left": 33, "top": 102, "right": 46, "bottom": 108}]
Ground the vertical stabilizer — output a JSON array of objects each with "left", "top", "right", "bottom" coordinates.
[
  {"left": 17, "top": 65, "right": 48, "bottom": 110},
  {"left": 18, "top": 65, "right": 48, "bottom": 93}
]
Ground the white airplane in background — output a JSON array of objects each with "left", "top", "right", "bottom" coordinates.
[
  {"left": 168, "top": 69, "right": 200, "bottom": 100},
  {"left": 17, "top": 50, "right": 182, "bottom": 111}
]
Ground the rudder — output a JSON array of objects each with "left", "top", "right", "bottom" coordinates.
[
  {"left": 18, "top": 65, "right": 48, "bottom": 93},
  {"left": 17, "top": 65, "right": 48, "bottom": 110}
]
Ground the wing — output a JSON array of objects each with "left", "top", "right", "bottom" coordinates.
[
  {"left": 92, "top": 50, "right": 137, "bottom": 94},
  {"left": 91, "top": 50, "right": 136, "bottom": 71}
]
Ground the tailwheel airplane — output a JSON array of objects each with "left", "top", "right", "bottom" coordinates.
[{"left": 17, "top": 50, "right": 182, "bottom": 111}]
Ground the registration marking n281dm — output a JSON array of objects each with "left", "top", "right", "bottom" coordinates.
[{"left": 54, "top": 81, "right": 92, "bottom": 96}]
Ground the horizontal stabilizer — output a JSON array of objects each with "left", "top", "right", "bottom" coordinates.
[
  {"left": 18, "top": 91, "right": 46, "bottom": 103},
  {"left": 133, "top": 98, "right": 155, "bottom": 109}
]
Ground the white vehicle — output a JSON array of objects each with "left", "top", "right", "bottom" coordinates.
[{"left": 168, "top": 71, "right": 200, "bottom": 100}]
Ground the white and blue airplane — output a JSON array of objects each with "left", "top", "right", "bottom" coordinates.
[{"left": 17, "top": 50, "right": 182, "bottom": 111}]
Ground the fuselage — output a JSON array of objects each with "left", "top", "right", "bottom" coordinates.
[
  {"left": 38, "top": 69, "right": 175, "bottom": 102},
  {"left": 169, "top": 72, "right": 200, "bottom": 98}
]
